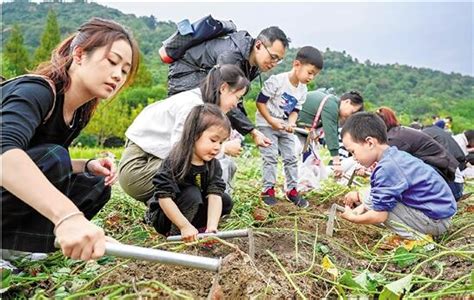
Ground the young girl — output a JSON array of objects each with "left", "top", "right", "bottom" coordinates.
[
  {"left": 119, "top": 64, "right": 250, "bottom": 203},
  {"left": 1, "top": 18, "right": 139, "bottom": 261},
  {"left": 145, "top": 104, "right": 233, "bottom": 242}
]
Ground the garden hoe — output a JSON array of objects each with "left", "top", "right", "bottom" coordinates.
[
  {"left": 325, "top": 203, "right": 345, "bottom": 237},
  {"left": 55, "top": 240, "right": 221, "bottom": 271}
]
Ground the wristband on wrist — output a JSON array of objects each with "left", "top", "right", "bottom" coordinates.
[
  {"left": 53, "top": 211, "right": 84, "bottom": 235},
  {"left": 84, "top": 159, "right": 94, "bottom": 173}
]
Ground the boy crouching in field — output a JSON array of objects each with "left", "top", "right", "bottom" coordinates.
[{"left": 339, "top": 112, "right": 456, "bottom": 240}]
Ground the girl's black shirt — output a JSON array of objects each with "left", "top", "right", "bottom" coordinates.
[
  {"left": 1, "top": 76, "right": 87, "bottom": 154},
  {"left": 152, "top": 158, "right": 226, "bottom": 201}
]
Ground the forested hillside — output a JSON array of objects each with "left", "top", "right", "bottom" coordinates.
[{"left": 1, "top": 1, "right": 472, "bottom": 144}]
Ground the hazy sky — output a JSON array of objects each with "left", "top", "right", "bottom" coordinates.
[{"left": 94, "top": 1, "right": 473, "bottom": 76}]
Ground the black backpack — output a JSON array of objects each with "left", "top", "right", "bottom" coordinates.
[{"left": 159, "top": 15, "right": 237, "bottom": 64}]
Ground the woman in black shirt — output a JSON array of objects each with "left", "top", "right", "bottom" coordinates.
[
  {"left": 1, "top": 18, "right": 139, "bottom": 260},
  {"left": 376, "top": 107, "right": 461, "bottom": 200}
]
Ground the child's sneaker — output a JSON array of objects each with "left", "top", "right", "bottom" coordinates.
[
  {"left": 286, "top": 188, "right": 309, "bottom": 208},
  {"left": 261, "top": 187, "right": 277, "bottom": 206}
]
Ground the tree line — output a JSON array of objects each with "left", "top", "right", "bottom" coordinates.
[{"left": 1, "top": 1, "right": 473, "bottom": 147}]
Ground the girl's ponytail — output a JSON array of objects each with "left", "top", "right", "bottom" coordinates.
[{"left": 200, "top": 64, "right": 250, "bottom": 106}]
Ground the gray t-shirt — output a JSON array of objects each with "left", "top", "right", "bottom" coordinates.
[{"left": 256, "top": 72, "right": 307, "bottom": 127}]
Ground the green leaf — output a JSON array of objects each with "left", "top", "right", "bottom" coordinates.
[
  {"left": 317, "top": 243, "right": 330, "bottom": 255},
  {"left": 0, "top": 269, "right": 12, "bottom": 293},
  {"left": 365, "top": 272, "right": 387, "bottom": 291},
  {"left": 349, "top": 270, "right": 385, "bottom": 292},
  {"left": 54, "top": 286, "right": 70, "bottom": 298},
  {"left": 379, "top": 274, "right": 413, "bottom": 300},
  {"left": 339, "top": 271, "right": 362, "bottom": 289},
  {"left": 353, "top": 271, "right": 369, "bottom": 290},
  {"left": 393, "top": 247, "right": 418, "bottom": 268}
]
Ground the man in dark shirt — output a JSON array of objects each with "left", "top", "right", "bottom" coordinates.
[{"left": 167, "top": 26, "right": 291, "bottom": 146}]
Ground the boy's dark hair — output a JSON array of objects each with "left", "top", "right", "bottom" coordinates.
[
  {"left": 200, "top": 64, "right": 250, "bottom": 106},
  {"left": 295, "top": 46, "right": 323, "bottom": 69},
  {"left": 465, "top": 130, "right": 474, "bottom": 147},
  {"left": 166, "top": 103, "right": 231, "bottom": 181},
  {"left": 257, "top": 26, "right": 291, "bottom": 48},
  {"left": 341, "top": 112, "right": 387, "bottom": 144},
  {"left": 340, "top": 90, "right": 364, "bottom": 111}
]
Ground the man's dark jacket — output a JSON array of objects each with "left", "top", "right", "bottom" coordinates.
[{"left": 167, "top": 31, "right": 260, "bottom": 135}]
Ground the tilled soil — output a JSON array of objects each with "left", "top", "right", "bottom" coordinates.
[{"left": 96, "top": 200, "right": 393, "bottom": 298}]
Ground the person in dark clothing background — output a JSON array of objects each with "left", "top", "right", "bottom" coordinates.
[
  {"left": 167, "top": 26, "right": 291, "bottom": 148},
  {"left": 423, "top": 124, "right": 468, "bottom": 200},
  {"left": 423, "top": 125, "right": 467, "bottom": 170},
  {"left": 376, "top": 107, "right": 462, "bottom": 201}
]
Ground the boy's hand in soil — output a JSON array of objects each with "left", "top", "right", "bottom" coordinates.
[
  {"left": 344, "top": 191, "right": 361, "bottom": 208},
  {"left": 180, "top": 224, "right": 199, "bottom": 242},
  {"left": 340, "top": 205, "right": 356, "bottom": 222}
]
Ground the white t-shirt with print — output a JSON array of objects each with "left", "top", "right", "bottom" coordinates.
[{"left": 256, "top": 71, "right": 307, "bottom": 127}]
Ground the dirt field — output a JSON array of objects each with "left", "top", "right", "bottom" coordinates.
[{"left": 2, "top": 157, "right": 473, "bottom": 299}]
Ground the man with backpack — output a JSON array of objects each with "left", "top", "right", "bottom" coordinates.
[{"left": 163, "top": 22, "right": 291, "bottom": 147}]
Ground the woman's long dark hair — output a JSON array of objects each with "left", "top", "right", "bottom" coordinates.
[
  {"left": 166, "top": 103, "right": 231, "bottom": 181},
  {"left": 200, "top": 64, "right": 250, "bottom": 105},
  {"left": 33, "top": 17, "right": 140, "bottom": 124},
  {"left": 340, "top": 90, "right": 364, "bottom": 112}
]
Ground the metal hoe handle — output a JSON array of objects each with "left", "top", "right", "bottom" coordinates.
[
  {"left": 55, "top": 240, "right": 221, "bottom": 272},
  {"left": 166, "top": 229, "right": 249, "bottom": 242}
]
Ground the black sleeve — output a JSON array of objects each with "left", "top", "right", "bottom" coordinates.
[
  {"left": 226, "top": 104, "right": 255, "bottom": 135},
  {"left": 216, "top": 51, "right": 242, "bottom": 66},
  {"left": 1, "top": 78, "right": 55, "bottom": 154},
  {"left": 206, "top": 160, "right": 226, "bottom": 197},
  {"left": 152, "top": 159, "right": 181, "bottom": 200}
]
